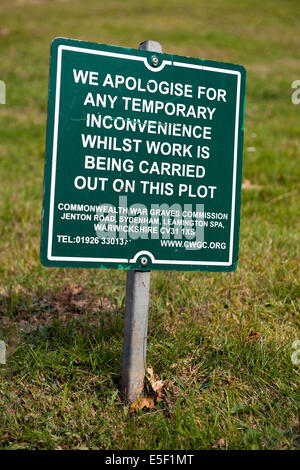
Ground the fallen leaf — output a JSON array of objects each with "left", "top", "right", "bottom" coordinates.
[
  {"left": 242, "top": 179, "right": 263, "bottom": 190},
  {"left": 218, "top": 438, "right": 226, "bottom": 448},
  {"left": 223, "top": 376, "right": 231, "bottom": 385},
  {"left": 147, "top": 367, "right": 165, "bottom": 399},
  {"left": 129, "top": 396, "right": 155, "bottom": 413},
  {"left": 248, "top": 330, "right": 262, "bottom": 340},
  {"left": 68, "top": 285, "right": 82, "bottom": 296}
]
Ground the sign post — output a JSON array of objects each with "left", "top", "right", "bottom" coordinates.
[
  {"left": 120, "top": 41, "right": 162, "bottom": 404},
  {"left": 41, "top": 36, "right": 246, "bottom": 402},
  {"left": 121, "top": 269, "right": 151, "bottom": 403}
]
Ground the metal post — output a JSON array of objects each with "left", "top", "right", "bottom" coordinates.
[
  {"left": 121, "top": 270, "right": 151, "bottom": 403},
  {"left": 121, "top": 40, "right": 163, "bottom": 404},
  {"left": 139, "top": 40, "right": 162, "bottom": 54}
]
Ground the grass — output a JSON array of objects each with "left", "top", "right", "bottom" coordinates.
[{"left": 0, "top": 0, "right": 299, "bottom": 450}]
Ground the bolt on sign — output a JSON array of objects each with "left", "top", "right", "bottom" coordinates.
[{"left": 41, "top": 38, "right": 246, "bottom": 271}]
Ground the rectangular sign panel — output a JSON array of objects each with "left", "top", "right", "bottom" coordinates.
[{"left": 41, "top": 37, "right": 246, "bottom": 271}]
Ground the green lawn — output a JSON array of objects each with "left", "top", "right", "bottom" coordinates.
[{"left": 0, "top": 0, "right": 299, "bottom": 450}]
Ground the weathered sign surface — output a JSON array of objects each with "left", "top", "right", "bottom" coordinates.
[{"left": 41, "top": 37, "right": 246, "bottom": 271}]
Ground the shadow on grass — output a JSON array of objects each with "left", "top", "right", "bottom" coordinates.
[{"left": 0, "top": 287, "right": 125, "bottom": 391}]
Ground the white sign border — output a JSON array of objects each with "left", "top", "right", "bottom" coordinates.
[{"left": 47, "top": 44, "right": 241, "bottom": 267}]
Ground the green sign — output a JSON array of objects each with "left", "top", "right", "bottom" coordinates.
[{"left": 41, "top": 37, "right": 246, "bottom": 271}]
